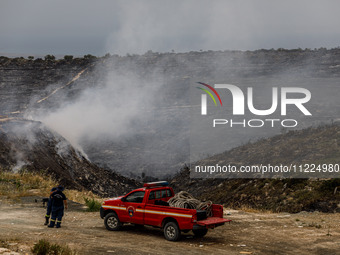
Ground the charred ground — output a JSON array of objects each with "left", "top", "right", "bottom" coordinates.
[
  {"left": 0, "top": 119, "right": 138, "bottom": 197},
  {"left": 1, "top": 48, "right": 340, "bottom": 178},
  {"left": 171, "top": 124, "right": 340, "bottom": 213},
  {"left": 0, "top": 49, "right": 340, "bottom": 211}
]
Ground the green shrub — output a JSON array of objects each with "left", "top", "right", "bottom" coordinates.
[
  {"left": 31, "top": 239, "right": 75, "bottom": 255},
  {"left": 64, "top": 55, "right": 74, "bottom": 61},
  {"left": 84, "top": 197, "right": 102, "bottom": 212},
  {"left": 44, "top": 55, "right": 55, "bottom": 61},
  {"left": 32, "top": 239, "right": 50, "bottom": 255},
  {"left": 83, "top": 54, "right": 96, "bottom": 60}
]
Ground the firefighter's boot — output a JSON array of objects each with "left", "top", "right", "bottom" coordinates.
[
  {"left": 44, "top": 216, "right": 49, "bottom": 225},
  {"left": 48, "top": 219, "right": 55, "bottom": 228},
  {"left": 56, "top": 220, "right": 61, "bottom": 228}
]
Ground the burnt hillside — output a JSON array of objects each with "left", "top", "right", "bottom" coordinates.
[
  {"left": 1, "top": 48, "right": 340, "bottom": 178},
  {"left": 171, "top": 124, "right": 340, "bottom": 213},
  {"left": 0, "top": 119, "right": 139, "bottom": 197}
]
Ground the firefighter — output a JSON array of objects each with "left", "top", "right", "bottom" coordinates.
[
  {"left": 48, "top": 185, "right": 68, "bottom": 228},
  {"left": 44, "top": 187, "right": 57, "bottom": 225}
]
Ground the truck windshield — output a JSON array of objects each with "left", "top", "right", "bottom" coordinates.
[{"left": 125, "top": 191, "right": 145, "bottom": 203}]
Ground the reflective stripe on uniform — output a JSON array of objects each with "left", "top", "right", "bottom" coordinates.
[
  {"left": 50, "top": 219, "right": 56, "bottom": 222},
  {"left": 46, "top": 215, "right": 50, "bottom": 217}
]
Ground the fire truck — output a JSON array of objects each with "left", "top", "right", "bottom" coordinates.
[{"left": 100, "top": 181, "right": 231, "bottom": 241}]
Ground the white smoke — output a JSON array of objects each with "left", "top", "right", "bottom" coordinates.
[
  {"left": 34, "top": 65, "right": 161, "bottom": 153},
  {"left": 11, "top": 149, "right": 27, "bottom": 173}
]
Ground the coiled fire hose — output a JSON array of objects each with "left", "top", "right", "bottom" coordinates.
[{"left": 168, "top": 191, "right": 213, "bottom": 216}]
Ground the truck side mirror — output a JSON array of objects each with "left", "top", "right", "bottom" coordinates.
[{"left": 121, "top": 197, "right": 126, "bottom": 202}]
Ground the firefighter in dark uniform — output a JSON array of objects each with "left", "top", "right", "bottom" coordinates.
[
  {"left": 44, "top": 186, "right": 57, "bottom": 225},
  {"left": 48, "top": 185, "right": 68, "bottom": 228}
]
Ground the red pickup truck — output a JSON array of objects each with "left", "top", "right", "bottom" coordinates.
[{"left": 100, "top": 181, "right": 231, "bottom": 241}]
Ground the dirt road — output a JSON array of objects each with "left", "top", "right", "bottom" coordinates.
[{"left": 0, "top": 196, "right": 340, "bottom": 255}]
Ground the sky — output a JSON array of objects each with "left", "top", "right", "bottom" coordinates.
[{"left": 1, "top": 0, "right": 340, "bottom": 56}]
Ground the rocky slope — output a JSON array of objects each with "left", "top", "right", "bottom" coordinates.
[
  {"left": 1, "top": 48, "right": 340, "bottom": 178},
  {"left": 0, "top": 50, "right": 340, "bottom": 211},
  {"left": 0, "top": 118, "right": 139, "bottom": 196},
  {"left": 170, "top": 124, "right": 340, "bottom": 213}
]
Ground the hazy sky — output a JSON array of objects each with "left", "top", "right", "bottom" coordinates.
[{"left": 1, "top": 0, "right": 340, "bottom": 56}]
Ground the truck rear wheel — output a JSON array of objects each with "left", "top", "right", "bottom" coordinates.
[
  {"left": 104, "top": 213, "right": 121, "bottom": 231},
  {"left": 193, "top": 228, "right": 208, "bottom": 237},
  {"left": 164, "top": 222, "right": 181, "bottom": 241}
]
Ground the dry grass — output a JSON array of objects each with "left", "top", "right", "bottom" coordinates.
[
  {"left": 31, "top": 239, "right": 77, "bottom": 255},
  {"left": 64, "top": 189, "right": 102, "bottom": 205},
  {"left": 0, "top": 170, "right": 57, "bottom": 200},
  {"left": 0, "top": 170, "right": 102, "bottom": 205}
]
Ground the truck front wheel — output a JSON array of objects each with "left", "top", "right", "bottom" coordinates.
[
  {"left": 193, "top": 228, "right": 208, "bottom": 237},
  {"left": 164, "top": 222, "right": 181, "bottom": 241},
  {"left": 104, "top": 213, "right": 121, "bottom": 231}
]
